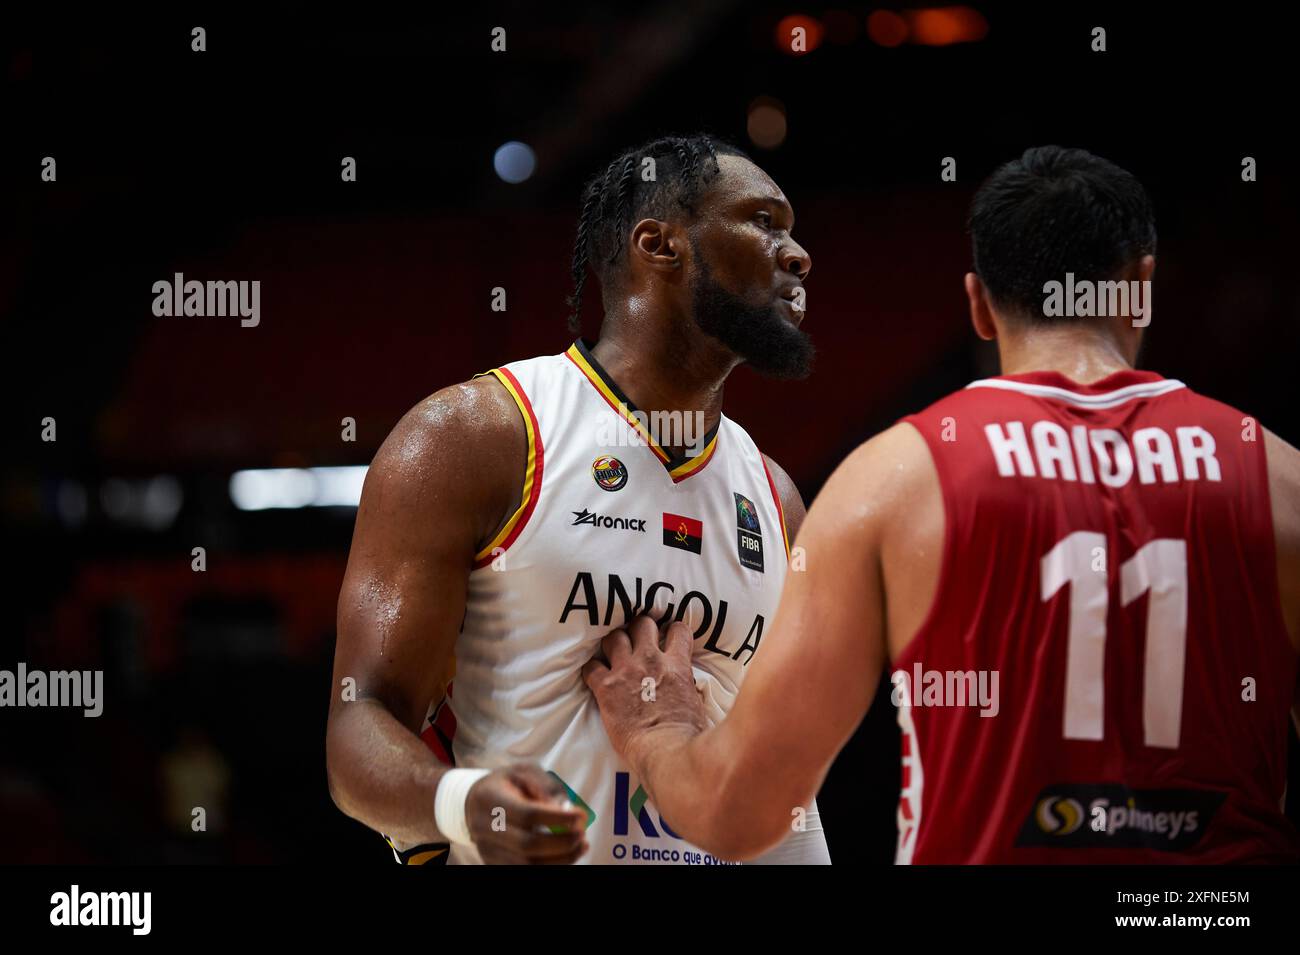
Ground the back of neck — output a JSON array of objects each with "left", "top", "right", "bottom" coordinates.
[{"left": 996, "top": 325, "right": 1136, "bottom": 385}]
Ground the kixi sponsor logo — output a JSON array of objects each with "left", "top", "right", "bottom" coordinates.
[
  {"left": 610, "top": 772, "right": 738, "bottom": 865},
  {"left": 614, "top": 771, "right": 681, "bottom": 839},
  {"left": 546, "top": 771, "right": 597, "bottom": 830},
  {"left": 551, "top": 771, "right": 740, "bottom": 864}
]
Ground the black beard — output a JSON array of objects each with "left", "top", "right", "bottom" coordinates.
[{"left": 690, "top": 256, "right": 814, "bottom": 380}]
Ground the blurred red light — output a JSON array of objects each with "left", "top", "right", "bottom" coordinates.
[
  {"left": 775, "top": 14, "right": 825, "bottom": 55},
  {"left": 867, "top": 10, "right": 909, "bottom": 48},
  {"left": 907, "top": 6, "right": 988, "bottom": 46}
]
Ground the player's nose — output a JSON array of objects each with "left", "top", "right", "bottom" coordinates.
[{"left": 780, "top": 239, "right": 811, "bottom": 281}]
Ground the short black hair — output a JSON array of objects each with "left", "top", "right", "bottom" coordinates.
[
  {"left": 968, "top": 146, "right": 1157, "bottom": 320},
  {"left": 567, "top": 133, "right": 751, "bottom": 331}
]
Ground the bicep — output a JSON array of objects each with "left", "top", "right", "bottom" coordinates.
[
  {"left": 332, "top": 384, "right": 522, "bottom": 732},
  {"left": 334, "top": 502, "right": 472, "bottom": 732}
]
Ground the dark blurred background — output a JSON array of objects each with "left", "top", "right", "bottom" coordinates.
[{"left": 2, "top": 3, "right": 1297, "bottom": 863}]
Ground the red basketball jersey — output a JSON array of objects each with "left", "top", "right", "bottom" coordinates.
[{"left": 896, "top": 369, "right": 1299, "bottom": 863}]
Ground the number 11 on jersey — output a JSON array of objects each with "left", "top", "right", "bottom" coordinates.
[{"left": 1041, "top": 532, "right": 1188, "bottom": 748}]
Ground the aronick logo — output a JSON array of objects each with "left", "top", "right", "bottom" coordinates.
[
  {"left": 1042, "top": 272, "right": 1150, "bottom": 327},
  {"left": 0, "top": 663, "right": 102, "bottom": 717},
  {"left": 571, "top": 508, "right": 646, "bottom": 532},
  {"left": 50, "top": 885, "right": 151, "bottom": 935},
  {"left": 152, "top": 272, "right": 260, "bottom": 327}
]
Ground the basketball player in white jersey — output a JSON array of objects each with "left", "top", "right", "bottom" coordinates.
[{"left": 326, "top": 134, "right": 831, "bottom": 864}]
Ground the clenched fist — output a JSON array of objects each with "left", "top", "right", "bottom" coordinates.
[{"left": 463, "top": 764, "right": 589, "bottom": 864}]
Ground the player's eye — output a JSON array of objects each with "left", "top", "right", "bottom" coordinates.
[{"left": 754, "top": 210, "right": 772, "bottom": 228}]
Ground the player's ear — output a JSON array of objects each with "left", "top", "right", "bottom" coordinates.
[
  {"left": 1138, "top": 253, "right": 1155, "bottom": 283},
  {"left": 966, "top": 272, "right": 997, "bottom": 341},
  {"left": 630, "top": 219, "right": 682, "bottom": 274}
]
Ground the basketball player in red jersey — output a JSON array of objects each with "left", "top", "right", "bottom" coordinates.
[{"left": 585, "top": 146, "right": 1300, "bottom": 863}]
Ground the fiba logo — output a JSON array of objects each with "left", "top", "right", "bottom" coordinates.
[
  {"left": 1034, "top": 796, "right": 1084, "bottom": 836},
  {"left": 591, "top": 455, "right": 628, "bottom": 492}
]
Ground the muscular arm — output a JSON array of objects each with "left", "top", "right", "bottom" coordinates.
[
  {"left": 326, "top": 376, "right": 569, "bottom": 849},
  {"left": 590, "top": 424, "right": 929, "bottom": 860}
]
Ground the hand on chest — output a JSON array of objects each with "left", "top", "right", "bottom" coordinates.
[{"left": 549, "top": 450, "right": 784, "bottom": 671}]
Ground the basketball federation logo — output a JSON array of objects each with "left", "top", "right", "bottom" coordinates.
[
  {"left": 733, "top": 492, "right": 764, "bottom": 572},
  {"left": 591, "top": 455, "right": 628, "bottom": 492},
  {"left": 734, "top": 492, "right": 761, "bottom": 532}
]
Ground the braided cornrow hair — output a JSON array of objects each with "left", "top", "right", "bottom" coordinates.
[{"left": 566, "top": 133, "right": 750, "bottom": 333}]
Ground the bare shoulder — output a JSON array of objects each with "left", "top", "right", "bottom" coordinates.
[
  {"left": 372, "top": 376, "right": 521, "bottom": 475},
  {"left": 1264, "top": 429, "right": 1300, "bottom": 648},
  {"left": 1264, "top": 429, "right": 1300, "bottom": 500},
  {"left": 823, "top": 421, "right": 937, "bottom": 523},
  {"left": 1264, "top": 428, "right": 1300, "bottom": 558},
  {"left": 759, "top": 452, "right": 807, "bottom": 540},
  {"left": 791, "top": 421, "right": 940, "bottom": 564},
  {"left": 362, "top": 375, "right": 526, "bottom": 550}
]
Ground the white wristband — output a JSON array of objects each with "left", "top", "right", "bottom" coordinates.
[{"left": 434, "top": 768, "right": 492, "bottom": 846}]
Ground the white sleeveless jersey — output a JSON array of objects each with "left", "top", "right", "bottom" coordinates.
[{"left": 431, "top": 340, "right": 829, "bottom": 865}]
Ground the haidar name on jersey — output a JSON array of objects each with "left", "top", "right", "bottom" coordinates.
[{"left": 984, "top": 421, "right": 1220, "bottom": 486}]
